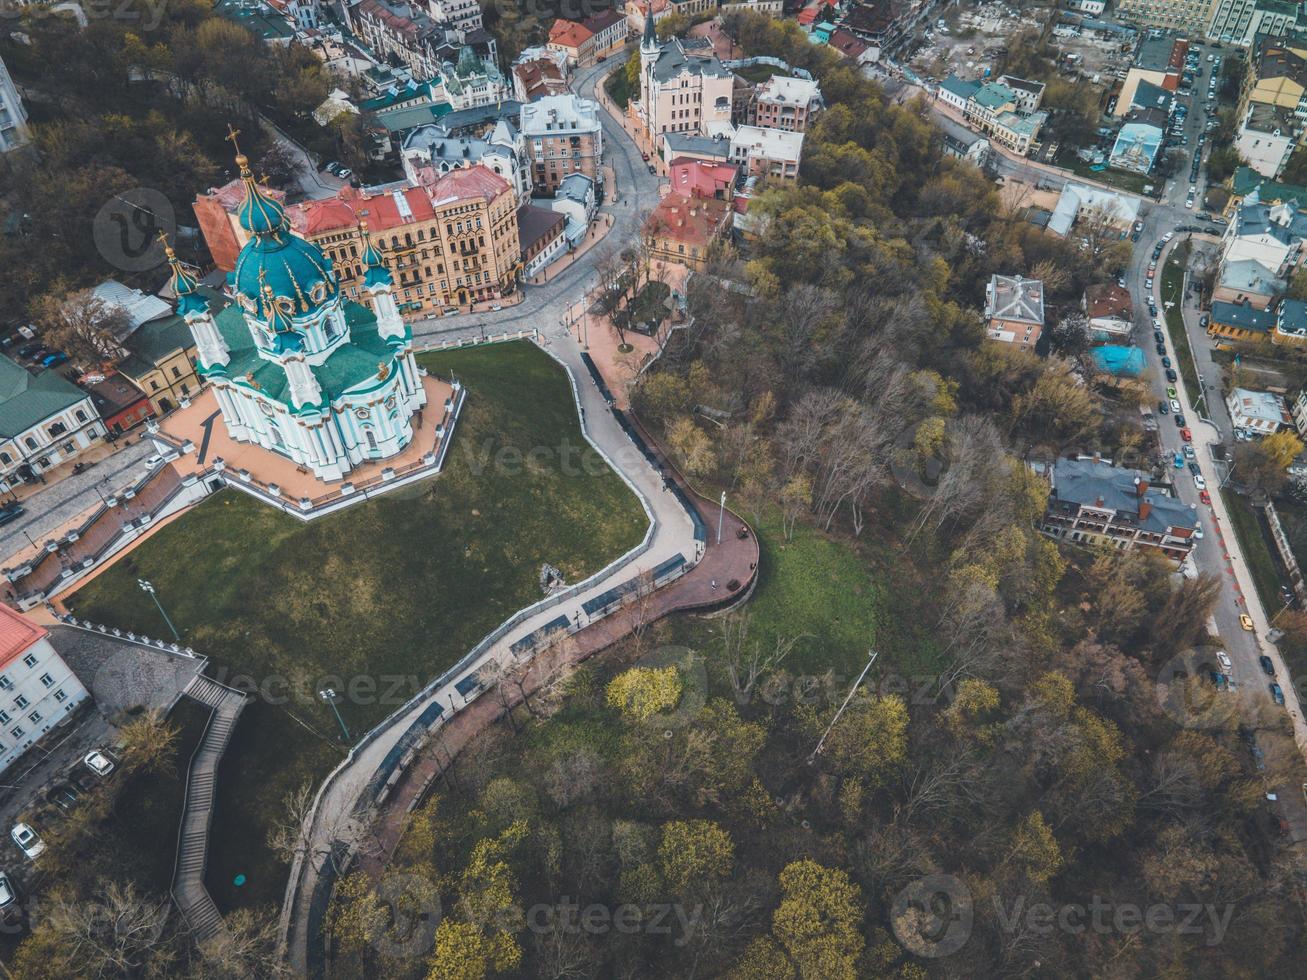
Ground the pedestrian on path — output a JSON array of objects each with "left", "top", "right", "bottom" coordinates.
[{"left": 711, "top": 579, "right": 717, "bottom": 591}]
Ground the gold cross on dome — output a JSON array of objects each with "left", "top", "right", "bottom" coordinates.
[{"left": 225, "top": 124, "right": 242, "bottom": 154}]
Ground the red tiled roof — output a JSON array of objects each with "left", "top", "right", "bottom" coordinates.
[
  {"left": 549, "top": 19, "right": 593, "bottom": 48},
  {"left": 286, "top": 168, "right": 510, "bottom": 237},
  {"left": 1085, "top": 283, "right": 1133, "bottom": 321},
  {"left": 668, "top": 158, "right": 738, "bottom": 199},
  {"left": 828, "top": 29, "right": 868, "bottom": 59},
  {"left": 0, "top": 604, "right": 47, "bottom": 670},
  {"left": 513, "top": 58, "right": 568, "bottom": 100},
  {"left": 797, "top": 6, "right": 820, "bottom": 24},
  {"left": 202, "top": 177, "right": 288, "bottom": 210},
  {"left": 644, "top": 192, "right": 730, "bottom": 246}
]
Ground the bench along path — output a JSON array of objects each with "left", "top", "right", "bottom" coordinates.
[{"left": 173, "top": 674, "right": 248, "bottom": 944}]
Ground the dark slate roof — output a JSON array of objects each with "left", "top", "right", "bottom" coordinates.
[
  {"left": 1211, "top": 300, "right": 1275, "bottom": 332},
  {"left": 517, "top": 203, "right": 565, "bottom": 252},
  {"left": 1279, "top": 298, "right": 1307, "bottom": 335},
  {"left": 651, "top": 37, "right": 733, "bottom": 84},
  {"left": 1051, "top": 458, "right": 1197, "bottom": 534}
]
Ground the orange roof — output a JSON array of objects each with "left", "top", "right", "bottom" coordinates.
[
  {"left": 668, "top": 158, "right": 738, "bottom": 199},
  {"left": 0, "top": 604, "right": 47, "bottom": 670},
  {"left": 644, "top": 192, "right": 730, "bottom": 247},
  {"left": 549, "top": 19, "right": 593, "bottom": 48}
]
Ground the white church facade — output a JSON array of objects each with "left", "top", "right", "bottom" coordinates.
[{"left": 169, "top": 147, "right": 428, "bottom": 483}]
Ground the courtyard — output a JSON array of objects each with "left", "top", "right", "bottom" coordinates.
[{"left": 65, "top": 342, "right": 649, "bottom": 911}]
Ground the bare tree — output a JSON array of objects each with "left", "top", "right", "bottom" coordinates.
[
  {"left": 34, "top": 289, "right": 131, "bottom": 368},
  {"left": 44, "top": 880, "right": 175, "bottom": 977},
  {"left": 721, "top": 612, "right": 802, "bottom": 706},
  {"left": 266, "top": 778, "right": 316, "bottom": 865}
]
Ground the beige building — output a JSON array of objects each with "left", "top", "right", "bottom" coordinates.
[
  {"left": 749, "top": 75, "right": 823, "bottom": 132},
  {"left": 519, "top": 95, "right": 604, "bottom": 195},
  {"left": 1114, "top": 0, "right": 1220, "bottom": 34},
  {"left": 636, "top": 6, "right": 735, "bottom": 148}
]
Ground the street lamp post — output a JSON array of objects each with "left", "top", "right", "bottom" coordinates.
[
  {"left": 319, "top": 688, "right": 350, "bottom": 743},
  {"left": 137, "top": 578, "right": 179, "bottom": 641},
  {"left": 716, "top": 491, "right": 726, "bottom": 545}
]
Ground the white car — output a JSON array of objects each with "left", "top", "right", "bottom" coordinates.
[
  {"left": 11, "top": 824, "right": 43, "bottom": 860},
  {"left": 1216, "top": 651, "right": 1233, "bottom": 671},
  {"left": 84, "top": 750, "right": 115, "bottom": 777},
  {"left": 1194, "top": 473, "right": 1207, "bottom": 491},
  {"left": 143, "top": 454, "right": 165, "bottom": 470},
  {"left": 0, "top": 871, "right": 13, "bottom": 909},
  {"left": 1171, "top": 399, "right": 1182, "bottom": 412},
  {"left": 1146, "top": 277, "right": 1154, "bottom": 288},
  {"left": 1163, "top": 231, "right": 1174, "bottom": 242},
  {"left": 1186, "top": 198, "right": 1194, "bottom": 209}
]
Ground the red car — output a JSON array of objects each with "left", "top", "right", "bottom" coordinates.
[
  {"left": 1200, "top": 489, "right": 1211, "bottom": 505},
  {"left": 1181, "top": 428, "right": 1192, "bottom": 442}
]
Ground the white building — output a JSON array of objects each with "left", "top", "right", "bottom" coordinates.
[
  {"left": 1234, "top": 103, "right": 1297, "bottom": 179},
  {"left": 174, "top": 151, "right": 427, "bottom": 482},
  {"left": 0, "top": 606, "right": 90, "bottom": 773},
  {"left": 428, "top": 0, "right": 482, "bottom": 31},
  {"left": 0, "top": 356, "right": 103, "bottom": 492},
  {"left": 0, "top": 55, "right": 29, "bottom": 152},
  {"left": 1220, "top": 188, "right": 1307, "bottom": 278},
  {"left": 1227, "top": 386, "right": 1293, "bottom": 435},
  {"left": 548, "top": 173, "right": 597, "bottom": 246},
  {"left": 728, "top": 124, "right": 804, "bottom": 182},
  {"left": 433, "top": 45, "right": 511, "bottom": 111},
  {"left": 402, "top": 118, "right": 531, "bottom": 203}
]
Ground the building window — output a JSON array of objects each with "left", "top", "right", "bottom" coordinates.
[
  {"left": 150, "top": 380, "right": 159, "bottom": 392},
  {"left": 10, "top": 727, "right": 22, "bottom": 740},
  {"left": 39, "top": 673, "right": 53, "bottom": 688},
  {"left": 24, "top": 437, "right": 36, "bottom": 451},
  {"left": 28, "top": 711, "right": 40, "bottom": 724},
  {"left": 22, "top": 653, "right": 36, "bottom": 668},
  {"left": 48, "top": 422, "right": 66, "bottom": 436},
  {"left": 0, "top": 453, "right": 8, "bottom": 465},
  {"left": 0, "top": 710, "right": 9, "bottom": 725},
  {"left": 53, "top": 689, "right": 67, "bottom": 703},
  {"left": 0, "top": 676, "right": 10, "bottom": 691},
  {"left": 14, "top": 695, "right": 27, "bottom": 709},
  {"left": 75, "top": 409, "right": 87, "bottom": 423}
]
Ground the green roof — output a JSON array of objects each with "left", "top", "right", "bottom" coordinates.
[
  {"left": 973, "top": 82, "right": 1016, "bottom": 109},
  {"left": 214, "top": 0, "right": 294, "bottom": 41},
  {"left": 376, "top": 102, "right": 453, "bottom": 134},
  {"left": 210, "top": 299, "right": 406, "bottom": 409},
  {"left": 0, "top": 355, "right": 90, "bottom": 438},
  {"left": 122, "top": 313, "right": 199, "bottom": 364},
  {"left": 1231, "top": 166, "right": 1307, "bottom": 205}
]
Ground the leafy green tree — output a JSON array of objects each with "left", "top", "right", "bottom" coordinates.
[
  {"left": 771, "top": 861, "right": 864, "bottom": 980},
  {"left": 658, "top": 819, "right": 734, "bottom": 892}
]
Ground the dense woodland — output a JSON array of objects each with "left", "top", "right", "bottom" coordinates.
[{"left": 318, "top": 14, "right": 1307, "bottom": 980}]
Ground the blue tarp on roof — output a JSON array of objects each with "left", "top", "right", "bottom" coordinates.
[{"left": 1091, "top": 345, "right": 1145, "bottom": 377}]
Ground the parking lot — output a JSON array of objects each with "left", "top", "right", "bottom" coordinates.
[{"left": 0, "top": 627, "right": 202, "bottom": 903}]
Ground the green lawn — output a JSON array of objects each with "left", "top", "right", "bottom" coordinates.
[
  {"left": 1055, "top": 150, "right": 1151, "bottom": 195},
  {"left": 1161, "top": 252, "right": 1203, "bottom": 408},
  {"left": 67, "top": 342, "right": 647, "bottom": 911},
  {"left": 666, "top": 507, "right": 940, "bottom": 682},
  {"left": 1220, "top": 488, "right": 1287, "bottom": 615}
]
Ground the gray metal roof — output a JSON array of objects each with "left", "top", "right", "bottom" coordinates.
[{"left": 1051, "top": 458, "right": 1197, "bottom": 535}]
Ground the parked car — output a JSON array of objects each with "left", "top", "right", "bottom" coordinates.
[
  {"left": 1174, "top": 452, "right": 1185, "bottom": 468},
  {"left": 40, "top": 352, "right": 67, "bottom": 368},
  {"left": 10, "top": 824, "right": 43, "bottom": 860},
  {"left": 1175, "top": 414, "right": 1187, "bottom": 427},
  {"left": 337, "top": 167, "right": 353, "bottom": 180},
  {"left": 1199, "top": 489, "right": 1211, "bottom": 505},
  {"left": 1155, "top": 331, "right": 1166, "bottom": 344},
  {"left": 83, "top": 749, "right": 115, "bottom": 777},
  {"left": 1270, "top": 683, "right": 1286, "bottom": 706},
  {"left": 1170, "top": 399, "right": 1182, "bottom": 413},
  {"left": 1240, "top": 613, "right": 1255, "bottom": 631},
  {"left": 16, "top": 343, "right": 41, "bottom": 358},
  {"left": 1209, "top": 671, "right": 1229, "bottom": 690},
  {"left": 1199, "top": 313, "right": 1210, "bottom": 327},
  {"left": 1158, "top": 400, "right": 1170, "bottom": 415},
  {"left": 1216, "top": 651, "right": 1233, "bottom": 671},
  {"left": 1188, "top": 461, "right": 1201, "bottom": 476},
  {"left": 1181, "top": 427, "right": 1192, "bottom": 442},
  {"left": 1184, "top": 445, "right": 1196, "bottom": 458},
  {"left": 1166, "top": 369, "right": 1178, "bottom": 382},
  {"left": 1194, "top": 473, "right": 1207, "bottom": 490},
  {"left": 1261, "top": 655, "right": 1276, "bottom": 676},
  {"left": 1161, "top": 356, "right": 1172, "bottom": 368},
  {"left": 0, "top": 503, "right": 24, "bottom": 528}
]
